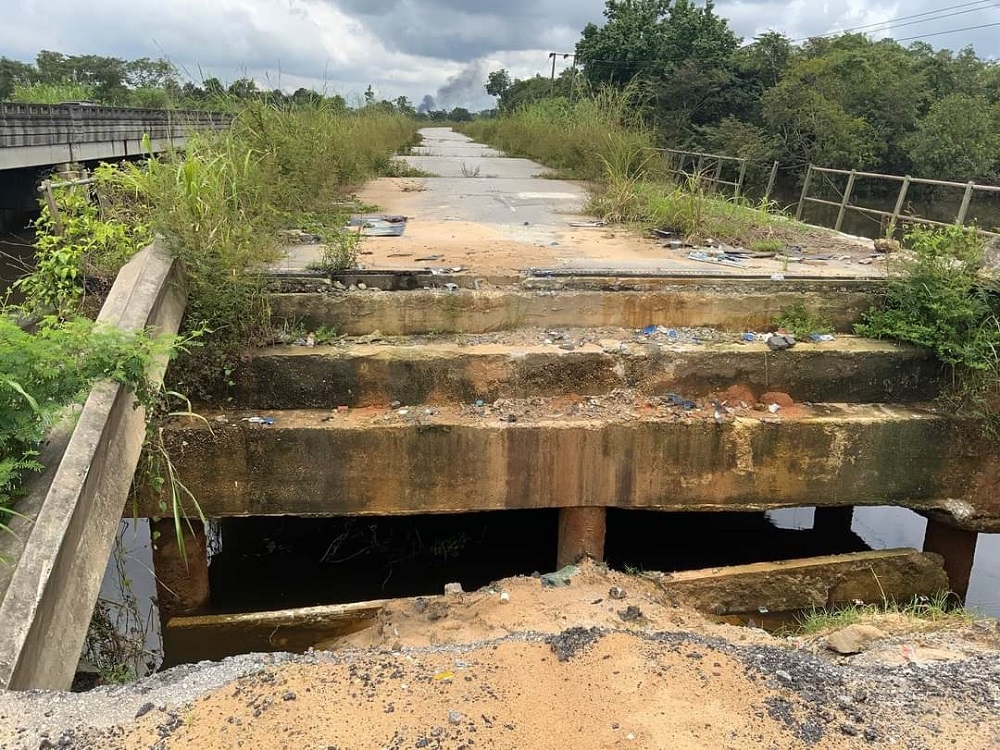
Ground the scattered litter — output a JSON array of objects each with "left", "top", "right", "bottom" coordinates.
[
  {"left": 475, "top": 399, "right": 485, "bottom": 407},
  {"left": 443, "top": 582, "right": 464, "bottom": 596},
  {"left": 386, "top": 252, "right": 413, "bottom": 258},
  {"left": 345, "top": 214, "right": 407, "bottom": 237},
  {"left": 667, "top": 240, "right": 684, "bottom": 249},
  {"left": 433, "top": 671, "right": 455, "bottom": 682},
  {"left": 429, "top": 266, "right": 464, "bottom": 275},
  {"left": 501, "top": 414, "right": 518, "bottom": 423},
  {"left": 391, "top": 401, "right": 402, "bottom": 408},
  {"left": 770, "top": 273, "right": 785, "bottom": 281},
  {"left": 664, "top": 393, "right": 697, "bottom": 410},
  {"left": 398, "top": 408, "right": 410, "bottom": 416},
  {"left": 609, "top": 586, "right": 627, "bottom": 600},
  {"left": 541, "top": 565, "right": 580, "bottom": 588},
  {"left": 499, "top": 591, "right": 510, "bottom": 603},
  {"left": 415, "top": 255, "right": 443, "bottom": 262},
  {"left": 443, "top": 283, "right": 459, "bottom": 292},
  {"left": 641, "top": 325, "right": 658, "bottom": 336},
  {"left": 741, "top": 332, "right": 756, "bottom": 342},
  {"left": 242, "top": 416, "right": 275, "bottom": 426},
  {"left": 687, "top": 250, "right": 742, "bottom": 266},
  {"left": 305, "top": 333, "right": 315, "bottom": 347},
  {"left": 809, "top": 333, "right": 835, "bottom": 342},
  {"left": 768, "top": 403, "right": 781, "bottom": 414},
  {"left": 568, "top": 220, "right": 606, "bottom": 228}
]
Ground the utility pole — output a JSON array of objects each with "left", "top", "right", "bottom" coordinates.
[{"left": 548, "top": 52, "right": 577, "bottom": 97}]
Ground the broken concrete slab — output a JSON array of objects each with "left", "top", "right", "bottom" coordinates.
[
  {"left": 139, "top": 405, "right": 1000, "bottom": 531},
  {"left": 163, "top": 600, "right": 388, "bottom": 666},
  {"left": 652, "top": 550, "right": 947, "bottom": 617}
]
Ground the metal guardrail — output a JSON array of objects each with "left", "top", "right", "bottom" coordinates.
[
  {"left": 795, "top": 164, "right": 1000, "bottom": 234},
  {"left": 654, "top": 147, "right": 782, "bottom": 202}
]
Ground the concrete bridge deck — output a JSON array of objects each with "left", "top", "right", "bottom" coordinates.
[{"left": 0, "top": 102, "right": 228, "bottom": 171}]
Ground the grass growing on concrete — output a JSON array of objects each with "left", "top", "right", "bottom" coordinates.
[
  {"left": 774, "top": 303, "right": 834, "bottom": 338},
  {"left": 856, "top": 225, "right": 1000, "bottom": 416}
]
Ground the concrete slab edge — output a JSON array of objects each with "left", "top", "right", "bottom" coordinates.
[{"left": 0, "top": 241, "right": 187, "bottom": 690}]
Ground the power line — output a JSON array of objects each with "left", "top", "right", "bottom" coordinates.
[
  {"left": 894, "top": 18, "right": 1000, "bottom": 42},
  {"left": 797, "top": 0, "right": 999, "bottom": 41}
]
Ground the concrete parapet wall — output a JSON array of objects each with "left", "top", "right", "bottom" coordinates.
[
  {"left": 0, "top": 243, "right": 185, "bottom": 690},
  {"left": 146, "top": 406, "right": 1000, "bottom": 531}
]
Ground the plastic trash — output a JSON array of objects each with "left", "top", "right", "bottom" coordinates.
[
  {"left": 741, "top": 332, "right": 756, "bottom": 342},
  {"left": 540, "top": 565, "right": 580, "bottom": 588},
  {"left": 443, "top": 282, "right": 459, "bottom": 292},
  {"left": 242, "top": 416, "right": 275, "bottom": 425},
  {"left": 665, "top": 393, "right": 697, "bottom": 410},
  {"left": 641, "top": 324, "right": 658, "bottom": 336},
  {"left": 809, "top": 333, "right": 835, "bottom": 342},
  {"left": 475, "top": 399, "right": 485, "bottom": 407}
]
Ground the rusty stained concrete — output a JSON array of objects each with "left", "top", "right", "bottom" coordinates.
[
  {"left": 143, "top": 406, "right": 1000, "bottom": 532},
  {"left": 270, "top": 283, "right": 880, "bottom": 336},
  {"left": 235, "top": 337, "right": 942, "bottom": 410}
]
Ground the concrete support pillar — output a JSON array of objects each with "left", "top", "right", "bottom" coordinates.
[
  {"left": 813, "top": 506, "right": 854, "bottom": 536},
  {"left": 152, "top": 519, "right": 211, "bottom": 621},
  {"left": 557, "top": 507, "right": 606, "bottom": 569},
  {"left": 922, "top": 519, "right": 978, "bottom": 602}
]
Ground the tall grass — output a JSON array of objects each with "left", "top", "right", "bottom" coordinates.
[
  {"left": 459, "top": 86, "right": 655, "bottom": 182},
  {"left": 11, "top": 82, "right": 95, "bottom": 104}
]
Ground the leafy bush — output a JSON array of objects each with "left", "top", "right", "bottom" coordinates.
[
  {"left": 856, "top": 225, "right": 1000, "bottom": 372},
  {"left": 0, "top": 315, "right": 173, "bottom": 511}
]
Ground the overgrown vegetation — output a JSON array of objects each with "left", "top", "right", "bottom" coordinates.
[
  {"left": 856, "top": 226, "right": 1000, "bottom": 410},
  {"left": 0, "top": 316, "right": 174, "bottom": 513},
  {"left": 460, "top": 86, "right": 655, "bottom": 182}
]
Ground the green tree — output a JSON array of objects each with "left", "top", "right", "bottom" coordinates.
[
  {"left": 904, "top": 93, "right": 1000, "bottom": 181},
  {"left": 0, "top": 57, "right": 36, "bottom": 100},
  {"left": 486, "top": 69, "right": 512, "bottom": 102}
]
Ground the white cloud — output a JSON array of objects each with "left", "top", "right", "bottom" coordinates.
[{"left": 2, "top": 0, "right": 999, "bottom": 110}]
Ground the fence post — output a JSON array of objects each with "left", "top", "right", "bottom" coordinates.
[
  {"left": 889, "top": 176, "right": 911, "bottom": 235},
  {"left": 956, "top": 181, "right": 975, "bottom": 226},
  {"left": 41, "top": 180, "right": 64, "bottom": 235},
  {"left": 735, "top": 159, "right": 748, "bottom": 199},
  {"left": 796, "top": 165, "right": 814, "bottom": 221},
  {"left": 712, "top": 158, "right": 723, "bottom": 188},
  {"left": 835, "top": 170, "right": 857, "bottom": 232},
  {"left": 764, "top": 161, "right": 779, "bottom": 204}
]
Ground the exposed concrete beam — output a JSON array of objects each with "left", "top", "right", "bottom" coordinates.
[
  {"left": 234, "top": 338, "right": 941, "bottom": 410},
  {"left": 270, "top": 282, "right": 881, "bottom": 336},
  {"left": 143, "top": 405, "right": 1000, "bottom": 531},
  {"left": 0, "top": 243, "right": 185, "bottom": 691}
]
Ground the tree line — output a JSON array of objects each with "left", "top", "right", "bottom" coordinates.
[
  {"left": 486, "top": 0, "right": 1000, "bottom": 184},
  {"left": 0, "top": 51, "right": 472, "bottom": 120}
]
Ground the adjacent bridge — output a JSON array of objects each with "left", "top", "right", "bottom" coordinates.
[{"left": 0, "top": 102, "right": 228, "bottom": 171}]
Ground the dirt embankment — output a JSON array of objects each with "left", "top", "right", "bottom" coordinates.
[{"left": 2, "top": 565, "right": 999, "bottom": 750}]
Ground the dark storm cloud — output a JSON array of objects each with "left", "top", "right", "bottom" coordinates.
[{"left": 328, "top": 0, "right": 605, "bottom": 60}]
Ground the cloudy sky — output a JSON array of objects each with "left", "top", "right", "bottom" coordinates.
[{"left": 3, "top": 0, "right": 1000, "bottom": 110}]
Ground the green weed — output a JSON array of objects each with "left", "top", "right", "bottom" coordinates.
[
  {"left": 775, "top": 302, "right": 834, "bottom": 338},
  {"left": 792, "top": 592, "right": 971, "bottom": 636}
]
